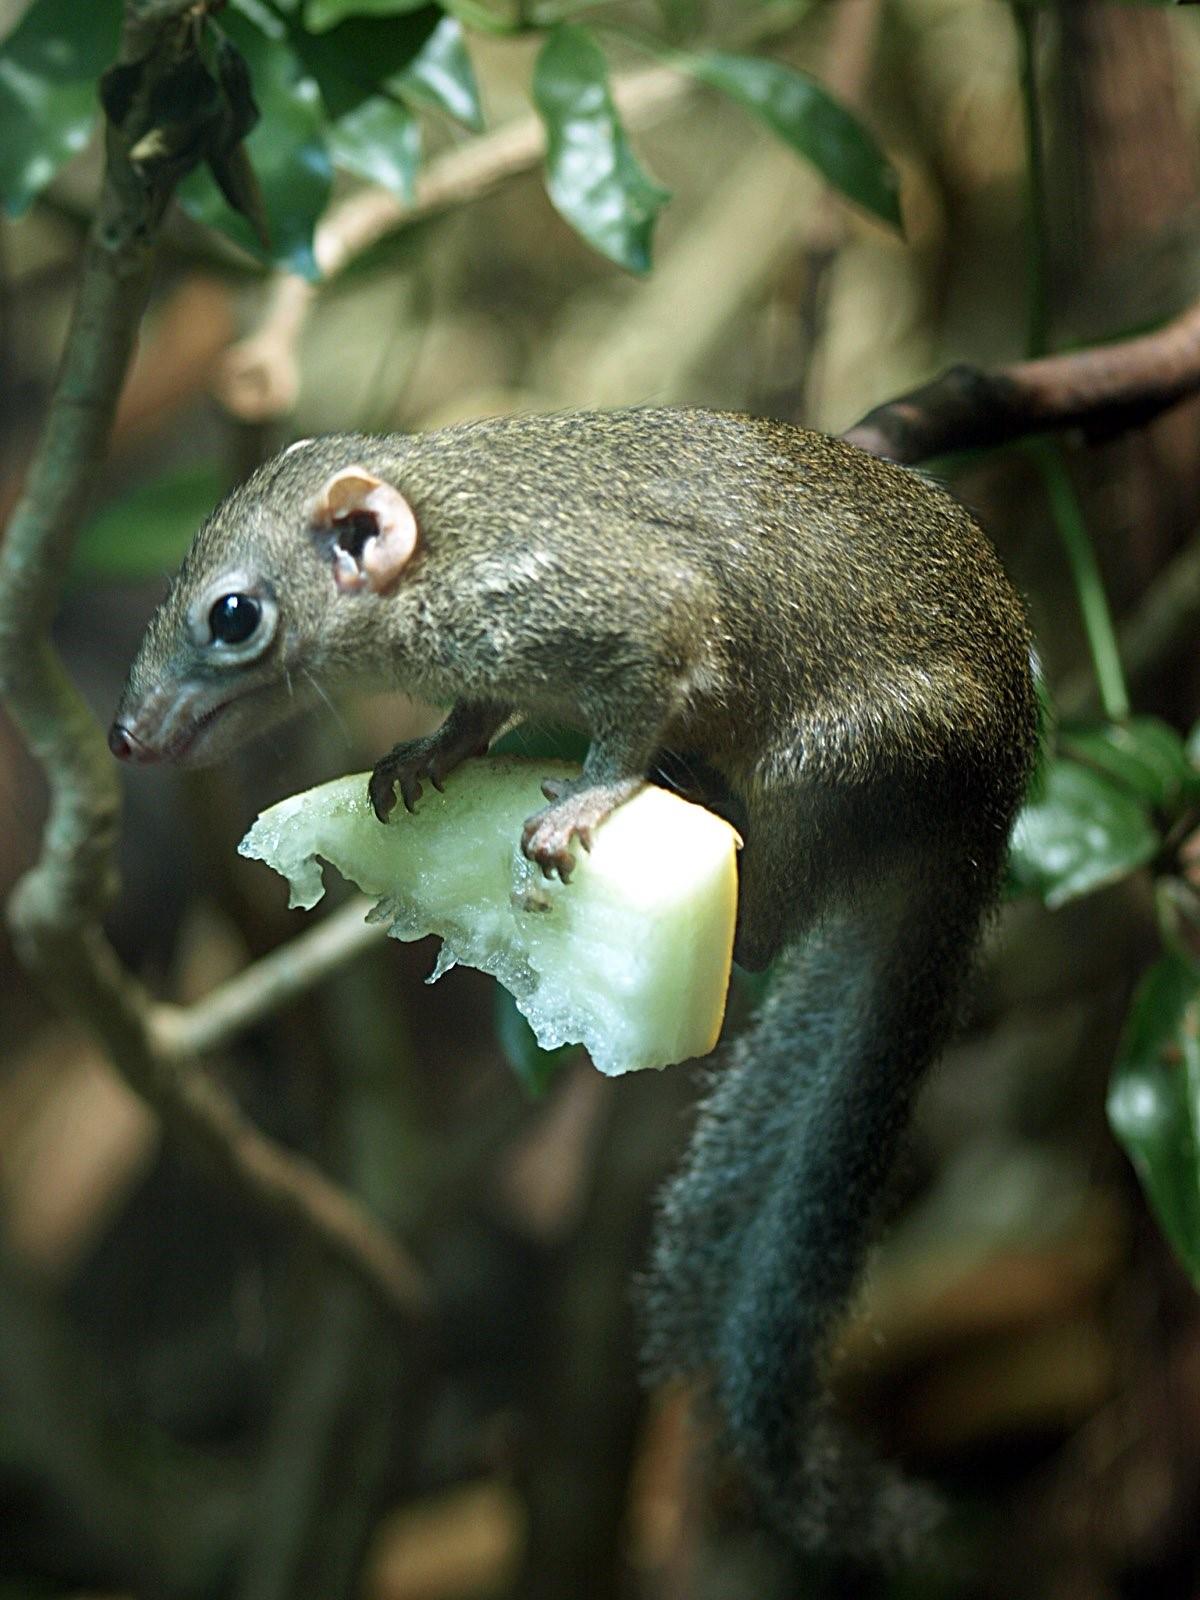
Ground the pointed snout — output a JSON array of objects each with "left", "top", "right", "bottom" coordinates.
[{"left": 108, "top": 721, "right": 161, "bottom": 764}]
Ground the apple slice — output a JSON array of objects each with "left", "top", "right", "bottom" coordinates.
[{"left": 238, "top": 757, "right": 739, "bottom": 1075}]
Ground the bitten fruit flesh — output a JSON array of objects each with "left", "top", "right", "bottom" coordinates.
[{"left": 238, "top": 757, "right": 739, "bottom": 1075}]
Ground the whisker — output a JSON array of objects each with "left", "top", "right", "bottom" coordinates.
[
  {"left": 302, "top": 667, "right": 351, "bottom": 743},
  {"left": 651, "top": 746, "right": 697, "bottom": 795}
]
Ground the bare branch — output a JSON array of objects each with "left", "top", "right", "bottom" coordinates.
[
  {"left": 151, "top": 898, "right": 386, "bottom": 1058},
  {"left": 0, "top": 1, "right": 430, "bottom": 1324},
  {"left": 842, "top": 300, "right": 1200, "bottom": 464}
]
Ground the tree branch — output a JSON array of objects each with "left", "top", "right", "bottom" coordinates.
[
  {"left": 842, "top": 299, "right": 1200, "bottom": 464},
  {"left": 0, "top": 1, "right": 430, "bottom": 1324},
  {"left": 150, "top": 898, "right": 386, "bottom": 1059}
]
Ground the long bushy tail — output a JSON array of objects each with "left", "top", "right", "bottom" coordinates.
[{"left": 642, "top": 823, "right": 1005, "bottom": 1566}]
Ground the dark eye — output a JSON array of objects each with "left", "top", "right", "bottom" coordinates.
[{"left": 208, "top": 593, "right": 261, "bottom": 645}]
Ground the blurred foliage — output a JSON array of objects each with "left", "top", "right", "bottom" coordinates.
[
  {"left": 0, "top": 0, "right": 899, "bottom": 274},
  {"left": 71, "top": 465, "right": 226, "bottom": 585},
  {"left": 6, "top": 0, "right": 1200, "bottom": 1593},
  {"left": 0, "top": 0, "right": 120, "bottom": 217},
  {"left": 1108, "top": 955, "right": 1200, "bottom": 1285},
  {"left": 492, "top": 983, "right": 579, "bottom": 1096},
  {"left": 683, "top": 47, "right": 901, "bottom": 224}
]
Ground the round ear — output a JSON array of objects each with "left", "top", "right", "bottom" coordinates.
[{"left": 311, "top": 466, "right": 419, "bottom": 595}]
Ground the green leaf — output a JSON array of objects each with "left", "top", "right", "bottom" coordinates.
[
  {"left": 1059, "top": 717, "right": 1200, "bottom": 815},
  {"left": 683, "top": 50, "right": 901, "bottom": 227},
  {"left": 304, "top": 0, "right": 434, "bottom": 30},
  {"left": 533, "top": 25, "right": 670, "bottom": 274},
  {"left": 0, "top": 0, "right": 120, "bottom": 216},
  {"left": 289, "top": 10, "right": 481, "bottom": 199},
  {"left": 289, "top": 7, "right": 439, "bottom": 114},
  {"left": 179, "top": 14, "right": 332, "bottom": 277},
  {"left": 1008, "top": 757, "right": 1160, "bottom": 908},
  {"left": 1108, "top": 955, "right": 1200, "bottom": 1286},
  {"left": 71, "top": 464, "right": 226, "bottom": 585},
  {"left": 493, "top": 981, "right": 577, "bottom": 1098},
  {"left": 327, "top": 94, "right": 420, "bottom": 198},
  {"left": 397, "top": 14, "right": 482, "bottom": 130}
]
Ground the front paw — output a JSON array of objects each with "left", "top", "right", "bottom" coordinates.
[{"left": 369, "top": 737, "right": 449, "bottom": 822}]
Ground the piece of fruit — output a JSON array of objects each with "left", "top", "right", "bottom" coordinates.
[{"left": 238, "top": 757, "right": 739, "bottom": 1075}]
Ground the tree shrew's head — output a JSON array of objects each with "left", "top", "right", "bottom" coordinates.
[{"left": 109, "top": 436, "right": 421, "bottom": 767}]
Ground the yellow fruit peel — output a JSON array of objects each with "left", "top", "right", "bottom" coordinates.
[{"left": 238, "top": 757, "right": 739, "bottom": 1075}]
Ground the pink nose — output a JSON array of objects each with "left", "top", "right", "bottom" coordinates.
[{"left": 108, "top": 722, "right": 137, "bottom": 761}]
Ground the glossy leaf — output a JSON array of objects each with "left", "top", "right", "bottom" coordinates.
[
  {"left": 304, "top": 0, "right": 434, "bottom": 30},
  {"left": 1060, "top": 717, "right": 1200, "bottom": 815},
  {"left": 493, "top": 982, "right": 577, "bottom": 1098},
  {"left": 533, "top": 25, "right": 670, "bottom": 274},
  {"left": 1008, "top": 757, "right": 1159, "bottom": 908},
  {"left": 0, "top": 0, "right": 120, "bottom": 215},
  {"left": 327, "top": 94, "right": 420, "bottom": 198},
  {"left": 290, "top": 9, "right": 480, "bottom": 198},
  {"left": 71, "top": 465, "right": 226, "bottom": 584},
  {"left": 397, "top": 15, "right": 482, "bottom": 130},
  {"left": 1108, "top": 956, "right": 1200, "bottom": 1286},
  {"left": 684, "top": 50, "right": 901, "bottom": 227},
  {"left": 179, "top": 14, "right": 332, "bottom": 277}
]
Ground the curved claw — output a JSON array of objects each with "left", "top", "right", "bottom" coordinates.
[
  {"left": 370, "top": 766, "right": 399, "bottom": 823},
  {"left": 399, "top": 771, "right": 425, "bottom": 812},
  {"left": 521, "top": 813, "right": 577, "bottom": 881},
  {"left": 522, "top": 773, "right": 643, "bottom": 871}
]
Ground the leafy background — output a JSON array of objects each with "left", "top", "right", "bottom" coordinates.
[{"left": 3, "top": 0, "right": 1200, "bottom": 1596}]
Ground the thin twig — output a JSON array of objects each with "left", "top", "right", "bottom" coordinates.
[
  {"left": 151, "top": 898, "right": 386, "bottom": 1058},
  {"left": 0, "top": 2, "right": 430, "bottom": 1324}
]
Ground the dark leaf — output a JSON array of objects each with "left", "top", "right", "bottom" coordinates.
[
  {"left": 1108, "top": 956, "right": 1200, "bottom": 1286},
  {"left": 178, "top": 13, "right": 332, "bottom": 276},
  {"left": 1154, "top": 877, "right": 1200, "bottom": 971},
  {"left": 684, "top": 50, "right": 901, "bottom": 227},
  {"left": 0, "top": 0, "right": 120, "bottom": 215},
  {"left": 533, "top": 25, "right": 670, "bottom": 274},
  {"left": 288, "top": 7, "right": 441, "bottom": 116},
  {"left": 1008, "top": 757, "right": 1160, "bottom": 907},
  {"left": 1060, "top": 717, "right": 1200, "bottom": 815},
  {"left": 288, "top": 8, "right": 481, "bottom": 198},
  {"left": 207, "top": 138, "right": 271, "bottom": 247},
  {"left": 212, "top": 30, "right": 264, "bottom": 147},
  {"left": 72, "top": 465, "right": 226, "bottom": 585},
  {"left": 493, "top": 983, "right": 577, "bottom": 1097}
]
